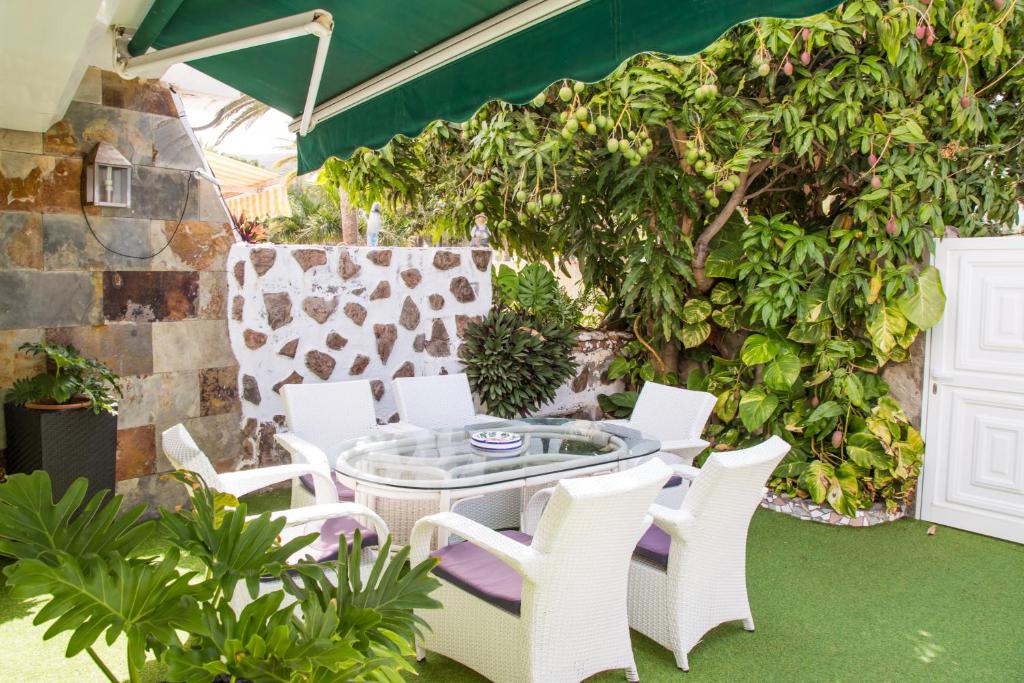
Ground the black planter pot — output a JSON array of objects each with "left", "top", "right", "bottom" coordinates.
[{"left": 3, "top": 403, "right": 117, "bottom": 502}]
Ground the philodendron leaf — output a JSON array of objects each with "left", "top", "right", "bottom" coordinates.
[
  {"left": 710, "top": 282, "right": 738, "bottom": 305},
  {"left": 896, "top": 266, "right": 946, "bottom": 330},
  {"left": 682, "top": 298, "right": 712, "bottom": 324},
  {"left": 740, "top": 334, "right": 779, "bottom": 365},
  {"left": 715, "top": 389, "right": 739, "bottom": 422},
  {"left": 845, "top": 432, "right": 891, "bottom": 469},
  {"left": 866, "top": 305, "right": 907, "bottom": 355},
  {"left": 799, "top": 460, "right": 835, "bottom": 504},
  {"left": 739, "top": 387, "right": 779, "bottom": 431},
  {"left": 680, "top": 321, "right": 711, "bottom": 348},
  {"left": 764, "top": 347, "right": 801, "bottom": 391}
]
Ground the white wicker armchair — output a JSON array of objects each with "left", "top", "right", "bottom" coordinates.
[
  {"left": 393, "top": 373, "right": 519, "bottom": 530},
  {"left": 392, "top": 374, "right": 502, "bottom": 429},
  {"left": 607, "top": 381, "right": 716, "bottom": 466},
  {"left": 627, "top": 436, "right": 790, "bottom": 672},
  {"left": 161, "top": 424, "right": 390, "bottom": 611},
  {"left": 410, "top": 458, "right": 672, "bottom": 683},
  {"left": 277, "top": 380, "right": 423, "bottom": 508}
]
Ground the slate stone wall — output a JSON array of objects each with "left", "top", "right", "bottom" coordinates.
[
  {"left": 0, "top": 68, "right": 241, "bottom": 507},
  {"left": 227, "top": 244, "right": 492, "bottom": 462}
]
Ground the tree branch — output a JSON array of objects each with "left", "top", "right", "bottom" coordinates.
[{"left": 691, "top": 158, "right": 771, "bottom": 292}]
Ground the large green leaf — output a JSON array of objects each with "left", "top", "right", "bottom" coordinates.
[
  {"left": 740, "top": 334, "right": 779, "bottom": 365},
  {"left": 799, "top": 461, "right": 835, "bottom": 504},
  {"left": 846, "top": 432, "right": 891, "bottom": 469},
  {"left": 739, "top": 386, "right": 779, "bottom": 431},
  {"left": 682, "top": 298, "right": 712, "bottom": 323},
  {"left": 896, "top": 266, "right": 946, "bottom": 330},
  {"left": 715, "top": 389, "right": 739, "bottom": 422},
  {"left": 764, "top": 347, "right": 801, "bottom": 391},
  {"left": 680, "top": 321, "right": 711, "bottom": 348},
  {"left": 866, "top": 305, "right": 907, "bottom": 355}
]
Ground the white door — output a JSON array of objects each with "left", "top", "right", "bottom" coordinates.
[{"left": 921, "top": 236, "right": 1024, "bottom": 543}]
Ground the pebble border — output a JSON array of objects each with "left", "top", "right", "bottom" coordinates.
[{"left": 761, "top": 491, "right": 908, "bottom": 527}]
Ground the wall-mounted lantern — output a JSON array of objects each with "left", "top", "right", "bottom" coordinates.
[{"left": 83, "top": 142, "right": 132, "bottom": 208}]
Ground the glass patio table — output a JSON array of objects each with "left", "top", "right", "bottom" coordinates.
[{"left": 331, "top": 417, "right": 660, "bottom": 544}]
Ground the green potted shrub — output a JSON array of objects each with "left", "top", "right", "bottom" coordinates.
[{"left": 3, "top": 342, "right": 121, "bottom": 501}]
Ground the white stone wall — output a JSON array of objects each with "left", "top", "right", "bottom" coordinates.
[
  {"left": 536, "top": 331, "right": 631, "bottom": 419},
  {"left": 226, "top": 244, "right": 491, "bottom": 463}
]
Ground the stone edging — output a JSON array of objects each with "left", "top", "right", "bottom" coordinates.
[{"left": 761, "top": 491, "right": 908, "bottom": 527}]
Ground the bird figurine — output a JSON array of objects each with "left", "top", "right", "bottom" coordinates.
[{"left": 366, "top": 201, "right": 382, "bottom": 246}]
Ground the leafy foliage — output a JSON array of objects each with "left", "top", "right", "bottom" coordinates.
[
  {"left": 7, "top": 342, "right": 121, "bottom": 414},
  {"left": 0, "top": 471, "right": 440, "bottom": 683},
  {"left": 463, "top": 308, "right": 578, "bottom": 419},
  {"left": 325, "top": 0, "right": 1021, "bottom": 515}
]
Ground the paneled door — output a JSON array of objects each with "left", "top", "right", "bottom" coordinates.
[{"left": 921, "top": 236, "right": 1024, "bottom": 543}]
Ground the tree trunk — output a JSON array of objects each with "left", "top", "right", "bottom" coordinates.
[
  {"left": 339, "top": 189, "right": 360, "bottom": 245},
  {"left": 660, "top": 340, "right": 680, "bottom": 377}
]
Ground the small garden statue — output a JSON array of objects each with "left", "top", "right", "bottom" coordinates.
[
  {"left": 366, "top": 201, "right": 383, "bottom": 246},
  {"left": 470, "top": 212, "right": 490, "bottom": 247}
]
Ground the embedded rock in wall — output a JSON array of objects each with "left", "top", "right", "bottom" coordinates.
[
  {"left": 227, "top": 245, "right": 492, "bottom": 461},
  {"left": 534, "top": 331, "right": 633, "bottom": 419}
]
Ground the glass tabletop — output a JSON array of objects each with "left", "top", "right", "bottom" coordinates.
[{"left": 332, "top": 417, "right": 660, "bottom": 490}]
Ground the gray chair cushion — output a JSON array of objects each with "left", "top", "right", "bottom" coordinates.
[{"left": 431, "top": 530, "right": 532, "bottom": 615}]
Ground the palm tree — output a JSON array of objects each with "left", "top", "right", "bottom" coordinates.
[
  {"left": 200, "top": 95, "right": 362, "bottom": 244},
  {"left": 270, "top": 183, "right": 346, "bottom": 244}
]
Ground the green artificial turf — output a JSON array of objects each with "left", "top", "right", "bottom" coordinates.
[{"left": 2, "top": 499, "right": 1022, "bottom": 682}]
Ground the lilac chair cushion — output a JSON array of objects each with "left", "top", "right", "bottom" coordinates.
[
  {"left": 634, "top": 524, "right": 671, "bottom": 570},
  {"left": 431, "top": 530, "right": 532, "bottom": 615},
  {"left": 299, "top": 472, "right": 356, "bottom": 501},
  {"left": 277, "top": 516, "right": 378, "bottom": 565},
  {"left": 664, "top": 474, "right": 683, "bottom": 488}
]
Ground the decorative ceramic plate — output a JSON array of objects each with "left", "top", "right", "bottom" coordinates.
[{"left": 470, "top": 431, "right": 524, "bottom": 456}]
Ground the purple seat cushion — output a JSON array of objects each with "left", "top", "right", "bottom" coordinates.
[
  {"left": 277, "top": 516, "right": 378, "bottom": 565},
  {"left": 634, "top": 524, "right": 671, "bottom": 570},
  {"left": 299, "top": 472, "right": 355, "bottom": 501},
  {"left": 431, "top": 530, "right": 532, "bottom": 615},
  {"left": 664, "top": 474, "right": 683, "bottom": 488}
]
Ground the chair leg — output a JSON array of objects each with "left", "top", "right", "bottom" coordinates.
[
  {"left": 625, "top": 665, "right": 640, "bottom": 682},
  {"left": 415, "top": 643, "right": 426, "bottom": 662},
  {"left": 675, "top": 652, "right": 689, "bottom": 672},
  {"left": 742, "top": 617, "right": 755, "bottom": 632}
]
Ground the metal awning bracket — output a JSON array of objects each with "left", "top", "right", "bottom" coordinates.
[{"left": 115, "top": 10, "right": 334, "bottom": 136}]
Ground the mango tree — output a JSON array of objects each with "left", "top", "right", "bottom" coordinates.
[{"left": 324, "top": 0, "right": 1024, "bottom": 515}]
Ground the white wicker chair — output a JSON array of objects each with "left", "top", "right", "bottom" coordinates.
[
  {"left": 277, "top": 380, "right": 422, "bottom": 508},
  {"left": 410, "top": 458, "right": 672, "bottom": 683},
  {"left": 393, "top": 373, "right": 518, "bottom": 531},
  {"left": 161, "top": 424, "right": 390, "bottom": 611},
  {"left": 627, "top": 436, "right": 790, "bottom": 672},
  {"left": 607, "top": 381, "right": 716, "bottom": 466},
  {"left": 392, "top": 374, "right": 502, "bottom": 429}
]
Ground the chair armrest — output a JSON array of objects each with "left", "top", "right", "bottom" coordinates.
[
  {"left": 375, "top": 422, "right": 429, "bottom": 436},
  {"left": 659, "top": 437, "right": 709, "bottom": 454},
  {"left": 670, "top": 464, "right": 701, "bottom": 481},
  {"left": 410, "top": 512, "right": 542, "bottom": 581},
  {"left": 265, "top": 502, "right": 389, "bottom": 543},
  {"left": 648, "top": 503, "right": 697, "bottom": 539},
  {"left": 220, "top": 463, "right": 337, "bottom": 503},
  {"left": 275, "top": 433, "right": 331, "bottom": 470},
  {"left": 522, "top": 487, "right": 555, "bottom": 535}
]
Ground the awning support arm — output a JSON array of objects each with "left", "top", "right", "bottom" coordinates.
[
  {"left": 288, "top": 0, "right": 586, "bottom": 136},
  {"left": 117, "top": 10, "right": 333, "bottom": 136}
]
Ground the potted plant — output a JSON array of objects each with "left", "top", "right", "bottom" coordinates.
[{"left": 3, "top": 342, "right": 121, "bottom": 501}]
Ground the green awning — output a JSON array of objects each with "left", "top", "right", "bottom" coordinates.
[{"left": 133, "top": 0, "right": 839, "bottom": 174}]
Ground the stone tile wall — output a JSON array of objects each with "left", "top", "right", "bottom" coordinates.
[
  {"left": 0, "top": 68, "right": 241, "bottom": 508},
  {"left": 227, "top": 244, "right": 492, "bottom": 462}
]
